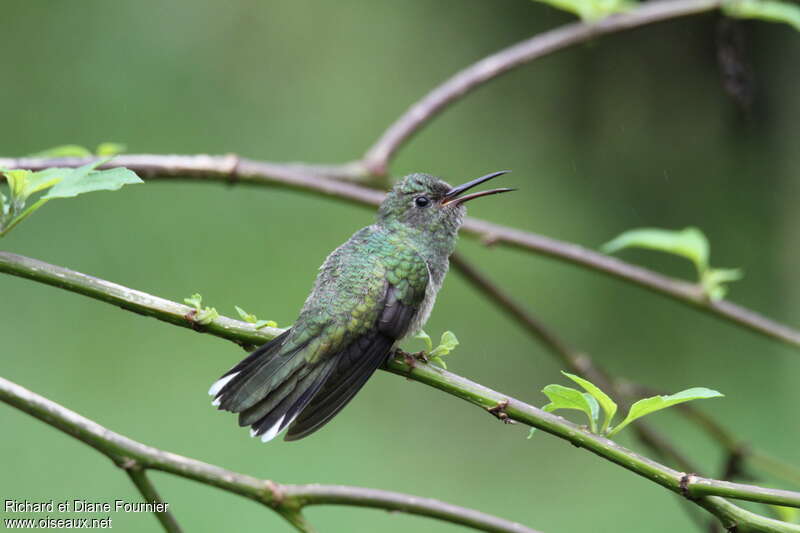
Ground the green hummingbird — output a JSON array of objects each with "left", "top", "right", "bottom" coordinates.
[{"left": 209, "top": 171, "right": 513, "bottom": 442}]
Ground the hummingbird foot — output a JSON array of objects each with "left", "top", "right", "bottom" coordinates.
[
  {"left": 411, "top": 350, "right": 428, "bottom": 363},
  {"left": 393, "top": 349, "right": 430, "bottom": 369},
  {"left": 487, "top": 399, "right": 516, "bottom": 424}
]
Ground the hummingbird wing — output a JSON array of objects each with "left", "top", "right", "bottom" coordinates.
[
  {"left": 210, "top": 226, "right": 430, "bottom": 442},
  {"left": 284, "top": 281, "right": 425, "bottom": 441}
]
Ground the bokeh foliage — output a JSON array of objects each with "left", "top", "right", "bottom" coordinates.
[{"left": 1, "top": 1, "right": 799, "bottom": 531}]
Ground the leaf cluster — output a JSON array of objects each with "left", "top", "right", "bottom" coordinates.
[
  {"left": 0, "top": 158, "right": 141, "bottom": 237},
  {"left": 532, "top": 371, "right": 723, "bottom": 438},
  {"left": 414, "top": 330, "right": 460, "bottom": 369}
]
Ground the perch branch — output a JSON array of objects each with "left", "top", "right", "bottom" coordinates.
[{"left": 2, "top": 252, "right": 800, "bottom": 532}]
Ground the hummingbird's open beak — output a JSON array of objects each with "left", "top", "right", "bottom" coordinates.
[{"left": 441, "top": 170, "right": 515, "bottom": 206}]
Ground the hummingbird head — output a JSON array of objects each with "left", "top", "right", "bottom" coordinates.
[{"left": 377, "top": 171, "right": 513, "bottom": 236}]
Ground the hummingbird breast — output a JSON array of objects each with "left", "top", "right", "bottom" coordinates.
[{"left": 405, "top": 266, "right": 441, "bottom": 338}]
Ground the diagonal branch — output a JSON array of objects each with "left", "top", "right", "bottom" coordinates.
[
  {"left": 123, "top": 466, "right": 183, "bottom": 533},
  {"left": 0, "top": 376, "right": 537, "bottom": 533},
  {"left": 2, "top": 251, "right": 800, "bottom": 532},
  {"left": 0, "top": 158, "right": 797, "bottom": 350},
  {"left": 361, "top": 0, "right": 723, "bottom": 174}
]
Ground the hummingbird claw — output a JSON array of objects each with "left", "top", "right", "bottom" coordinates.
[{"left": 392, "top": 349, "right": 429, "bottom": 371}]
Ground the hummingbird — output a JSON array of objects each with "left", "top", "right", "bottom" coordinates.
[{"left": 209, "top": 170, "right": 513, "bottom": 442}]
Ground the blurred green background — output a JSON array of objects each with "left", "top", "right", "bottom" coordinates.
[{"left": 1, "top": 1, "right": 798, "bottom": 532}]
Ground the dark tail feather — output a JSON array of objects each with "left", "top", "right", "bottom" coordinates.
[
  {"left": 285, "top": 331, "right": 394, "bottom": 441},
  {"left": 210, "top": 328, "right": 395, "bottom": 443},
  {"left": 208, "top": 329, "right": 335, "bottom": 442}
]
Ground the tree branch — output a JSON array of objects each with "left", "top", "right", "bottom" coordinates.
[
  {"left": 2, "top": 251, "right": 799, "bottom": 532},
  {"left": 0, "top": 376, "right": 537, "bottom": 533},
  {"left": 123, "top": 465, "right": 183, "bottom": 533},
  {"left": 360, "top": 0, "right": 723, "bottom": 174},
  {"left": 0, "top": 249, "right": 279, "bottom": 348},
  {"left": 0, "top": 157, "right": 797, "bottom": 351}
]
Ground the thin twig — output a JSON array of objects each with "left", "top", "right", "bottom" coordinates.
[
  {"left": 361, "top": 0, "right": 723, "bottom": 174},
  {"left": 1, "top": 158, "right": 797, "bottom": 350},
  {"left": 124, "top": 466, "right": 183, "bottom": 533},
  {"left": 0, "top": 376, "right": 537, "bottom": 533},
  {"left": 1, "top": 254, "right": 799, "bottom": 532}
]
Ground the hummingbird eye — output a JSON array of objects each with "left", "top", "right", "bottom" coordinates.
[{"left": 414, "top": 196, "right": 431, "bottom": 208}]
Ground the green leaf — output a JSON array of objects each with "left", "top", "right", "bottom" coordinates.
[
  {"left": 608, "top": 387, "right": 724, "bottom": 437},
  {"left": 3, "top": 168, "right": 65, "bottom": 203},
  {"left": 43, "top": 163, "right": 142, "bottom": 200},
  {"left": 184, "top": 293, "right": 218, "bottom": 324},
  {"left": 195, "top": 307, "right": 219, "bottom": 325},
  {"left": 602, "top": 227, "right": 710, "bottom": 273},
  {"left": 583, "top": 393, "right": 600, "bottom": 425},
  {"left": 702, "top": 267, "right": 744, "bottom": 301},
  {"left": 430, "top": 355, "right": 447, "bottom": 370},
  {"left": 723, "top": 0, "right": 800, "bottom": 31},
  {"left": 96, "top": 142, "right": 126, "bottom": 156},
  {"left": 235, "top": 305, "right": 277, "bottom": 328},
  {"left": 532, "top": 0, "right": 632, "bottom": 20},
  {"left": 27, "top": 145, "right": 92, "bottom": 158},
  {"left": 429, "top": 331, "right": 459, "bottom": 357},
  {"left": 0, "top": 163, "right": 142, "bottom": 238},
  {"left": 541, "top": 384, "right": 598, "bottom": 432},
  {"left": 184, "top": 293, "right": 203, "bottom": 310},
  {"left": 414, "top": 330, "right": 433, "bottom": 353},
  {"left": 562, "top": 371, "right": 618, "bottom": 434},
  {"left": 23, "top": 168, "right": 65, "bottom": 196},
  {"left": 235, "top": 305, "right": 257, "bottom": 323},
  {"left": 526, "top": 427, "right": 537, "bottom": 439},
  {"left": 4, "top": 169, "right": 32, "bottom": 200}
]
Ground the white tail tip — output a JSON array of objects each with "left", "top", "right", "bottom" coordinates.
[{"left": 208, "top": 372, "right": 239, "bottom": 397}]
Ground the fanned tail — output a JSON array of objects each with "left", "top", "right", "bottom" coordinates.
[
  {"left": 209, "top": 330, "right": 333, "bottom": 442},
  {"left": 209, "top": 327, "right": 395, "bottom": 442}
]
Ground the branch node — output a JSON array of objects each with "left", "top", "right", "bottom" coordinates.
[
  {"left": 680, "top": 473, "right": 699, "bottom": 499},
  {"left": 362, "top": 157, "right": 388, "bottom": 179},
  {"left": 265, "top": 480, "right": 285, "bottom": 507},
  {"left": 480, "top": 233, "right": 500, "bottom": 247},
  {"left": 392, "top": 349, "right": 422, "bottom": 376},
  {"left": 183, "top": 309, "right": 206, "bottom": 332},
  {"left": 487, "top": 399, "right": 515, "bottom": 424},
  {"left": 224, "top": 152, "right": 241, "bottom": 186},
  {"left": 116, "top": 457, "right": 140, "bottom": 472}
]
